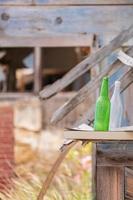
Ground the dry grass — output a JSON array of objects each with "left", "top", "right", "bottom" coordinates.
[{"left": 0, "top": 130, "right": 92, "bottom": 200}]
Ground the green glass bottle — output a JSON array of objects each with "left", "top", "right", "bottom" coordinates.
[{"left": 94, "top": 77, "right": 110, "bottom": 131}]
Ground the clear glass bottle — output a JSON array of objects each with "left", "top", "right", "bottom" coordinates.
[{"left": 109, "top": 81, "right": 123, "bottom": 130}]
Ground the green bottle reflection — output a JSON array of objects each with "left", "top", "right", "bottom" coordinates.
[{"left": 94, "top": 77, "right": 110, "bottom": 131}]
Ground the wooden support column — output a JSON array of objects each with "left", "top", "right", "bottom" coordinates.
[
  {"left": 94, "top": 142, "right": 133, "bottom": 200},
  {"left": 96, "top": 166, "right": 124, "bottom": 200},
  {"left": 34, "top": 47, "right": 42, "bottom": 93}
]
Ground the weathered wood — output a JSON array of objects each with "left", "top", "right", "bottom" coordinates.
[
  {"left": 40, "top": 24, "right": 133, "bottom": 99},
  {"left": 120, "top": 70, "right": 133, "bottom": 93},
  {"left": 125, "top": 167, "right": 133, "bottom": 200},
  {"left": 34, "top": 0, "right": 133, "bottom": 5},
  {"left": 34, "top": 47, "right": 42, "bottom": 93},
  {"left": 96, "top": 167, "right": 124, "bottom": 200},
  {"left": 42, "top": 92, "right": 92, "bottom": 128},
  {"left": 51, "top": 67, "right": 133, "bottom": 124},
  {"left": 91, "top": 34, "right": 101, "bottom": 107},
  {"left": 0, "top": 0, "right": 32, "bottom": 5},
  {"left": 0, "top": 7, "right": 133, "bottom": 47},
  {"left": 0, "top": 36, "right": 93, "bottom": 48},
  {"left": 50, "top": 47, "right": 133, "bottom": 124},
  {"left": 97, "top": 142, "right": 133, "bottom": 167},
  {"left": 74, "top": 66, "right": 133, "bottom": 127},
  {"left": 95, "top": 143, "right": 133, "bottom": 199},
  {"left": 0, "top": 93, "right": 34, "bottom": 100},
  {"left": 0, "top": 0, "right": 133, "bottom": 5},
  {"left": 64, "top": 131, "right": 133, "bottom": 141},
  {"left": 123, "top": 84, "right": 133, "bottom": 125}
]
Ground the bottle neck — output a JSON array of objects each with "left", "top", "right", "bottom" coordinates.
[
  {"left": 113, "top": 82, "right": 121, "bottom": 96},
  {"left": 100, "top": 77, "right": 109, "bottom": 97}
]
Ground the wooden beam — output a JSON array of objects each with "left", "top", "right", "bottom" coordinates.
[
  {"left": 97, "top": 142, "right": 133, "bottom": 167},
  {"left": 74, "top": 65, "right": 133, "bottom": 127},
  {"left": 59, "top": 68, "right": 133, "bottom": 124},
  {"left": 0, "top": 36, "right": 93, "bottom": 48},
  {"left": 0, "top": 0, "right": 133, "bottom": 5},
  {"left": 0, "top": 93, "right": 34, "bottom": 100},
  {"left": 51, "top": 68, "right": 133, "bottom": 124},
  {"left": 64, "top": 130, "right": 133, "bottom": 141},
  {"left": 40, "top": 24, "right": 133, "bottom": 99},
  {"left": 0, "top": 6, "right": 133, "bottom": 47},
  {"left": 0, "top": 0, "right": 33, "bottom": 5},
  {"left": 50, "top": 46, "right": 133, "bottom": 124},
  {"left": 34, "top": 47, "right": 42, "bottom": 93},
  {"left": 34, "top": 0, "right": 133, "bottom": 5}
]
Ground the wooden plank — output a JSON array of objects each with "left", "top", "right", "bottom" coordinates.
[
  {"left": 0, "top": 6, "right": 133, "bottom": 47},
  {"left": 73, "top": 47, "right": 133, "bottom": 127},
  {"left": 40, "top": 24, "right": 133, "bottom": 100},
  {"left": 0, "top": 93, "right": 34, "bottom": 100},
  {"left": 0, "top": 36, "right": 93, "bottom": 48},
  {"left": 0, "top": 0, "right": 33, "bottom": 5},
  {"left": 90, "top": 35, "right": 101, "bottom": 107},
  {"left": 51, "top": 67, "right": 133, "bottom": 124},
  {"left": 96, "top": 167, "right": 124, "bottom": 200},
  {"left": 0, "top": 0, "right": 133, "bottom": 5},
  {"left": 123, "top": 84, "right": 133, "bottom": 125},
  {"left": 74, "top": 66, "right": 133, "bottom": 127},
  {"left": 50, "top": 58, "right": 133, "bottom": 124},
  {"left": 125, "top": 167, "right": 133, "bottom": 200},
  {"left": 64, "top": 68, "right": 133, "bottom": 126},
  {"left": 97, "top": 142, "right": 133, "bottom": 167},
  {"left": 1, "top": 0, "right": 133, "bottom": 5},
  {"left": 34, "top": 47, "right": 42, "bottom": 93},
  {"left": 64, "top": 130, "right": 133, "bottom": 141},
  {"left": 34, "top": 0, "right": 133, "bottom": 5}
]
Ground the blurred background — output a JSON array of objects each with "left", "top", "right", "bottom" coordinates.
[{"left": 0, "top": 1, "right": 133, "bottom": 200}]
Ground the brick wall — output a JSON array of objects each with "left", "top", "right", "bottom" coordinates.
[{"left": 0, "top": 105, "right": 14, "bottom": 189}]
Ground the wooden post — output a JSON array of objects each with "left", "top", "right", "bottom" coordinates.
[
  {"left": 34, "top": 47, "right": 42, "bottom": 93},
  {"left": 94, "top": 142, "right": 133, "bottom": 200}
]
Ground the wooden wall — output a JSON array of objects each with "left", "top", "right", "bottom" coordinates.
[
  {"left": 95, "top": 142, "right": 133, "bottom": 200},
  {"left": 0, "top": 0, "right": 133, "bottom": 5},
  {"left": 0, "top": 1, "right": 133, "bottom": 47}
]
